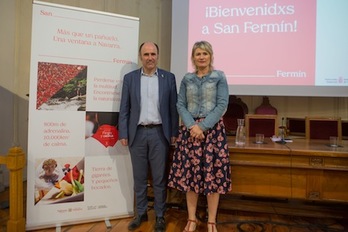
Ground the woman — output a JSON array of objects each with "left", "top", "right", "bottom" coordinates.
[{"left": 168, "top": 41, "right": 231, "bottom": 232}]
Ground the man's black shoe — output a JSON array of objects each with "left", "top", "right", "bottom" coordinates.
[
  {"left": 127, "top": 213, "right": 148, "bottom": 231},
  {"left": 154, "top": 216, "right": 166, "bottom": 232}
]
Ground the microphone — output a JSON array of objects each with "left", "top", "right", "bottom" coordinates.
[{"left": 276, "top": 117, "right": 287, "bottom": 144}]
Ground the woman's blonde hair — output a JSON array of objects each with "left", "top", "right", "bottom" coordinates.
[{"left": 191, "top": 41, "right": 214, "bottom": 71}]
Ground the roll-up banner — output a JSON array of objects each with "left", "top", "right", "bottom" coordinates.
[{"left": 27, "top": 1, "right": 139, "bottom": 230}]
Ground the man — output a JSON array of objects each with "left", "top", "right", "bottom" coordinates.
[{"left": 118, "top": 42, "right": 179, "bottom": 232}]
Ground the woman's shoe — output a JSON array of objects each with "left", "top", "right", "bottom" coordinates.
[
  {"left": 207, "top": 222, "right": 217, "bottom": 232},
  {"left": 183, "top": 219, "right": 197, "bottom": 232}
]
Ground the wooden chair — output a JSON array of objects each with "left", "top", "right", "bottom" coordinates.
[
  {"left": 305, "top": 117, "right": 342, "bottom": 140},
  {"left": 223, "top": 95, "right": 248, "bottom": 136},
  {"left": 342, "top": 120, "right": 348, "bottom": 140},
  {"left": 286, "top": 117, "right": 305, "bottom": 136},
  {"left": 245, "top": 114, "right": 278, "bottom": 138}
]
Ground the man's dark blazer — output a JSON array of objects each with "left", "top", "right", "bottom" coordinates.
[{"left": 118, "top": 68, "right": 179, "bottom": 146}]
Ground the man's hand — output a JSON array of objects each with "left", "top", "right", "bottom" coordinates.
[
  {"left": 120, "top": 139, "right": 128, "bottom": 146},
  {"left": 171, "top": 137, "right": 177, "bottom": 145}
]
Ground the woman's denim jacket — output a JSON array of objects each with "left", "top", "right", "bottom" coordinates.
[{"left": 177, "top": 70, "right": 229, "bottom": 131}]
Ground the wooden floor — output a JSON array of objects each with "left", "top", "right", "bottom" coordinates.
[{"left": 1, "top": 184, "right": 348, "bottom": 231}]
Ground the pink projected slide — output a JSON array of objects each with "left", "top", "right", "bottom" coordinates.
[{"left": 188, "top": 0, "right": 316, "bottom": 86}]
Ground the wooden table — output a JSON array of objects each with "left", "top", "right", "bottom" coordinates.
[{"left": 228, "top": 137, "right": 348, "bottom": 203}]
